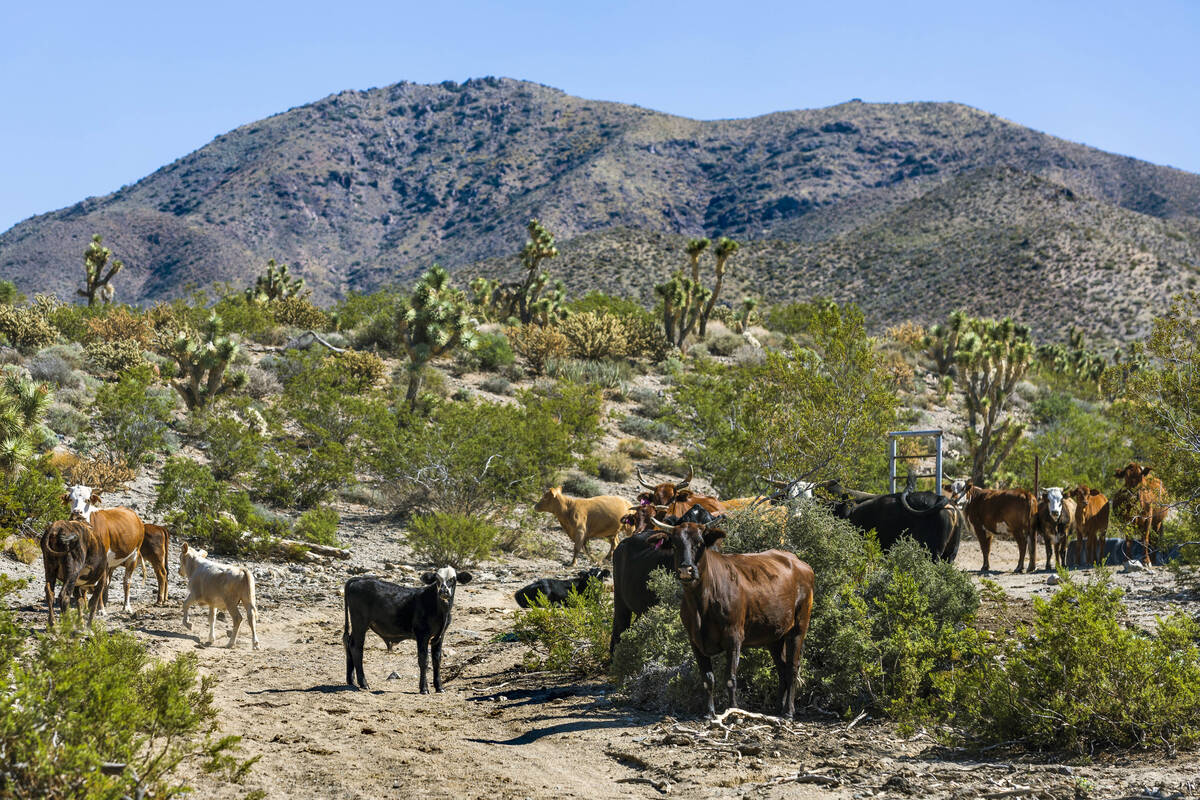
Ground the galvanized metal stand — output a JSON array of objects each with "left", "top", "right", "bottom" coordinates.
[{"left": 887, "top": 429, "right": 944, "bottom": 494}]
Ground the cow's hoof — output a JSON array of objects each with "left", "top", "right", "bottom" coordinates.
[
  {"left": 434, "top": 687, "right": 444, "bottom": 694},
  {"left": 419, "top": 687, "right": 429, "bottom": 695},
  {"left": 252, "top": 641, "right": 260, "bottom": 651}
]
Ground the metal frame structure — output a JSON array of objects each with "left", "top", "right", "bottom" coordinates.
[{"left": 887, "top": 429, "right": 943, "bottom": 494}]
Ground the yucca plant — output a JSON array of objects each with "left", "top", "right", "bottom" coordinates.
[
  {"left": 396, "top": 265, "right": 477, "bottom": 408},
  {"left": 78, "top": 234, "right": 123, "bottom": 306},
  {"left": 164, "top": 313, "right": 247, "bottom": 410},
  {"left": 0, "top": 374, "right": 51, "bottom": 474},
  {"left": 245, "top": 258, "right": 305, "bottom": 303}
]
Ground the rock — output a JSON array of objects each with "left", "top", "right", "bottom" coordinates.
[
  {"left": 348, "top": 565, "right": 368, "bottom": 575},
  {"left": 1046, "top": 574, "right": 1060, "bottom": 585},
  {"left": 1123, "top": 559, "right": 1147, "bottom": 573},
  {"left": 386, "top": 671, "right": 401, "bottom": 680}
]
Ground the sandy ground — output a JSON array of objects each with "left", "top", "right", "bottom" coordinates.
[{"left": 6, "top": 510, "right": 1200, "bottom": 800}]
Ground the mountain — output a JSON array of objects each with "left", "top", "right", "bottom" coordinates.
[{"left": 2, "top": 77, "right": 1199, "bottom": 339}]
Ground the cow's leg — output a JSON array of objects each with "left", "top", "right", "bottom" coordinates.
[
  {"left": 693, "top": 647, "right": 716, "bottom": 719},
  {"left": 768, "top": 641, "right": 788, "bottom": 711},
  {"left": 610, "top": 597, "right": 633, "bottom": 660},
  {"left": 87, "top": 584, "right": 104, "bottom": 624},
  {"left": 416, "top": 633, "right": 431, "bottom": 694},
  {"left": 206, "top": 606, "right": 217, "bottom": 646},
  {"left": 566, "top": 534, "right": 582, "bottom": 567},
  {"left": 227, "top": 598, "right": 242, "bottom": 648},
  {"left": 122, "top": 560, "right": 135, "bottom": 613},
  {"left": 726, "top": 638, "right": 742, "bottom": 711},
  {"left": 1143, "top": 517, "right": 1154, "bottom": 568},
  {"left": 978, "top": 529, "right": 993, "bottom": 573},
  {"left": 603, "top": 535, "right": 617, "bottom": 563},
  {"left": 44, "top": 580, "right": 55, "bottom": 628},
  {"left": 1042, "top": 526, "right": 1053, "bottom": 571},
  {"left": 246, "top": 602, "right": 259, "bottom": 650},
  {"left": 431, "top": 636, "right": 444, "bottom": 693},
  {"left": 780, "top": 633, "right": 805, "bottom": 720},
  {"left": 181, "top": 591, "right": 194, "bottom": 629},
  {"left": 154, "top": 560, "right": 168, "bottom": 605},
  {"left": 1013, "top": 527, "right": 1027, "bottom": 573}
]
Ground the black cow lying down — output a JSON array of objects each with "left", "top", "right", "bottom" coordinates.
[
  {"left": 343, "top": 567, "right": 472, "bottom": 693},
  {"left": 515, "top": 567, "right": 610, "bottom": 608}
]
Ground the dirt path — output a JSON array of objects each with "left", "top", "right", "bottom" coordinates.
[{"left": 7, "top": 519, "right": 1200, "bottom": 799}]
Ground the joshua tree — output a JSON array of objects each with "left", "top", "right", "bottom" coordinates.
[
  {"left": 685, "top": 238, "right": 710, "bottom": 283},
  {"left": 0, "top": 374, "right": 51, "bottom": 474},
  {"left": 698, "top": 237, "right": 740, "bottom": 338},
  {"left": 165, "top": 313, "right": 247, "bottom": 410},
  {"left": 396, "top": 265, "right": 477, "bottom": 408},
  {"left": 655, "top": 272, "right": 711, "bottom": 352},
  {"left": 497, "top": 220, "right": 561, "bottom": 324},
  {"left": 924, "top": 310, "right": 969, "bottom": 377},
  {"left": 956, "top": 316, "right": 1033, "bottom": 484},
  {"left": 246, "top": 259, "right": 306, "bottom": 303},
  {"left": 731, "top": 296, "right": 760, "bottom": 334},
  {"left": 78, "top": 234, "right": 123, "bottom": 306}
]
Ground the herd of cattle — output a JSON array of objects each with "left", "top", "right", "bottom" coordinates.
[{"left": 31, "top": 459, "right": 1173, "bottom": 718}]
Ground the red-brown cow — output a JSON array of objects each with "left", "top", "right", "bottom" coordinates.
[
  {"left": 140, "top": 523, "right": 171, "bottom": 605},
  {"left": 1068, "top": 485, "right": 1110, "bottom": 566},
  {"left": 65, "top": 484, "right": 146, "bottom": 614},
  {"left": 1112, "top": 462, "right": 1169, "bottom": 566},
  {"left": 646, "top": 518, "right": 814, "bottom": 720},
  {"left": 961, "top": 483, "right": 1038, "bottom": 573}
]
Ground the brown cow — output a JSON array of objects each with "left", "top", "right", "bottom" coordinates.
[
  {"left": 139, "top": 523, "right": 171, "bottom": 605},
  {"left": 961, "top": 483, "right": 1038, "bottom": 573},
  {"left": 41, "top": 519, "right": 108, "bottom": 626},
  {"left": 647, "top": 518, "right": 814, "bottom": 720},
  {"left": 636, "top": 465, "right": 695, "bottom": 506},
  {"left": 1112, "top": 462, "right": 1169, "bottom": 566},
  {"left": 1068, "top": 485, "right": 1110, "bottom": 566},
  {"left": 65, "top": 484, "right": 146, "bottom": 614}
]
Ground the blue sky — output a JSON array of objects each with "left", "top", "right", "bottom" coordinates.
[{"left": 2, "top": 0, "right": 1198, "bottom": 232}]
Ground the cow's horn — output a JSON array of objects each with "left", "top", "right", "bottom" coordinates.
[
  {"left": 762, "top": 475, "right": 789, "bottom": 488},
  {"left": 636, "top": 467, "right": 656, "bottom": 490},
  {"left": 649, "top": 517, "right": 675, "bottom": 532},
  {"left": 653, "top": 504, "right": 671, "bottom": 513},
  {"left": 674, "top": 465, "right": 694, "bottom": 490}
]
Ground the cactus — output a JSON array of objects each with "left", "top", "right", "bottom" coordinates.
[
  {"left": 396, "top": 265, "right": 477, "bottom": 407},
  {"left": 655, "top": 271, "right": 711, "bottom": 351},
  {"left": 165, "top": 313, "right": 247, "bottom": 410},
  {"left": 507, "top": 324, "right": 569, "bottom": 376},
  {"left": 1035, "top": 326, "right": 1107, "bottom": 389},
  {"left": 0, "top": 374, "right": 51, "bottom": 475},
  {"left": 0, "top": 297, "right": 58, "bottom": 353},
  {"left": 923, "top": 310, "right": 969, "bottom": 377},
  {"left": 955, "top": 316, "right": 1033, "bottom": 484},
  {"left": 698, "top": 237, "right": 740, "bottom": 338},
  {"left": 559, "top": 311, "right": 628, "bottom": 360},
  {"left": 246, "top": 259, "right": 306, "bottom": 303},
  {"left": 78, "top": 234, "right": 124, "bottom": 306}
]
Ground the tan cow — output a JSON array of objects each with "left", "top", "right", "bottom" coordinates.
[
  {"left": 65, "top": 484, "right": 145, "bottom": 614},
  {"left": 1112, "top": 462, "right": 1169, "bottom": 566},
  {"left": 178, "top": 542, "right": 259, "bottom": 650},
  {"left": 1069, "top": 485, "right": 1110, "bottom": 566},
  {"left": 535, "top": 487, "right": 629, "bottom": 566}
]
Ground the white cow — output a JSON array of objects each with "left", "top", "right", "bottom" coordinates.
[{"left": 178, "top": 542, "right": 259, "bottom": 650}]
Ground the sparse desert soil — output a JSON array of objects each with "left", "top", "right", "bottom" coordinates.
[{"left": 5, "top": 502, "right": 1200, "bottom": 800}]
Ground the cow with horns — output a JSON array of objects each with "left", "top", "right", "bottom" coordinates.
[{"left": 634, "top": 466, "right": 726, "bottom": 520}]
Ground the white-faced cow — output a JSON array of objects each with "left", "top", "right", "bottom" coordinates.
[
  {"left": 1036, "top": 487, "right": 1077, "bottom": 570},
  {"left": 178, "top": 542, "right": 259, "bottom": 650},
  {"left": 343, "top": 567, "right": 472, "bottom": 693},
  {"left": 64, "top": 484, "right": 145, "bottom": 613}
]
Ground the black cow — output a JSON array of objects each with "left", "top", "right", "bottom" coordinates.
[
  {"left": 831, "top": 490, "right": 960, "bottom": 562},
  {"left": 343, "top": 567, "right": 472, "bottom": 693},
  {"left": 514, "top": 567, "right": 610, "bottom": 608},
  {"left": 41, "top": 519, "right": 108, "bottom": 627},
  {"left": 610, "top": 530, "right": 674, "bottom": 657}
]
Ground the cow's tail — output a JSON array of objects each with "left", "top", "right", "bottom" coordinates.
[{"left": 343, "top": 585, "right": 350, "bottom": 638}]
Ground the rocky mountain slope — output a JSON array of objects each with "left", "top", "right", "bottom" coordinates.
[{"left": 3, "top": 77, "right": 1199, "bottom": 339}]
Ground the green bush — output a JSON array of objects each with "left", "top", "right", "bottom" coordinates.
[
  {"left": 85, "top": 339, "right": 147, "bottom": 374},
  {"left": 930, "top": 573, "right": 1200, "bottom": 751},
  {"left": 545, "top": 358, "right": 629, "bottom": 388},
  {"left": 92, "top": 365, "right": 175, "bottom": 468},
  {"left": 518, "top": 380, "right": 604, "bottom": 454},
  {"left": 0, "top": 458, "right": 67, "bottom": 533},
  {"left": 406, "top": 511, "right": 498, "bottom": 568},
  {"left": 321, "top": 349, "right": 387, "bottom": 391},
  {"left": 291, "top": 506, "right": 341, "bottom": 547},
  {"left": 0, "top": 576, "right": 254, "bottom": 798},
  {"left": 464, "top": 331, "right": 515, "bottom": 372},
  {"left": 560, "top": 471, "right": 605, "bottom": 497},
  {"left": 196, "top": 400, "right": 268, "bottom": 483},
  {"left": 617, "top": 414, "right": 672, "bottom": 442},
  {"left": 705, "top": 331, "right": 745, "bottom": 356},
  {"left": 513, "top": 577, "right": 612, "bottom": 674},
  {"left": 596, "top": 452, "right": 632, "bottom": 482},
  {"left": 45, "top": 402, "right": 87, "bottom": 436},
  {"left": 479, "top": 375, "right": 513, "bottom": 395},
  {"left": 154, "top": 457, "right": 277, "bottom": 556}
]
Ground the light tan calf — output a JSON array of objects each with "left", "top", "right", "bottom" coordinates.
[
  {"left": 535, "top": 487, "right": 629, "bottom": 566},
  {"left": 178, "top": 542, "right": 259, "bottom": 650}
]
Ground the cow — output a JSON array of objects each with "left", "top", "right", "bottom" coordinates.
[
  {"left": 636, "top": 467, "right": 727, "bottom": 518},
  {"left": 610, "top": 529, "right": 675, "bottom": 657},
  {"left": 646, "top": 518, "right": 814, "bottom": 719},
  {"left": 343, "top": 567, "right": 472, "bottom": 693},
  {"left": 959, "top": 484, "right": 1037, "bottom": 573},
  {"left": 1112, "top": 462, "right": 1169, "bottom": 567},
  {"left": 64, "top": 484, "right": 146, "bottom": 614},
  {"left": 178, "top": 542, "right": 259, "bottom": 650},
  {"left": 1035, "top": 487, "right": 1077, "bottom": 571},
  {"left": 534, "top": 487, "right": 630, "bottom": 566},
  {"left": 1068, "top": 485, "right": 1110, "bottom": 567},
  {"left": 831, "top": 489, "right": 960, "bottom": 562},
  {"left": 40, "top": 519, "right": 108, "bottom": 626},
  {"left": 514, "top": 567, "right": 610, "bottom": 608},
  {"left": 138, "top": 523, "right": 171, "bottom": 605}
]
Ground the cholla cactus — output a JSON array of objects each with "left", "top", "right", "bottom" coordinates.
[
  {"left": 655, "top": 271, "right": 711, "bottom": 352},
  {"left": 246, "top": 259, "right": 306, "bottom": 303},
  {"left": 396, "top": 265, "right": 477, "bottom": 407},
  {"left": 956, "top": 316, "right": 1033, "bottom": 484},
  {"left": 559, "top": 311, "right": 628, "bottom": 360},
  {"left": 0, "top": 374, "right": 51, "bottom": 474},
  {"left": 78, "top": 234, "right": 124, "bottom": 307},
  {"left": 731, "top": 296, "right": 760, "bottom": 334},
  {"left": 165, "top": 313, "right": 247, "bottom": 410}
]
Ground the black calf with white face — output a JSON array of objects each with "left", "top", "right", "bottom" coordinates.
[
  {"left": 648, "top": 521, "right": 725, "bottom": 584},
  {"left": 343, "top": 567, "right": 473, "bottom": 693}
]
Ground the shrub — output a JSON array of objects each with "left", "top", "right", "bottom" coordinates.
[
  {"left": 545, "top": 358, "right": 629, "bottom": 388},
  {"left": 154, "top": 457, "right": 275, "bottom": 556},
  {"left": 67, "top": 452, "right": 136, "bottom": 490},
  {"left": 406, "top": 511, "right": 498, "bottom": 568},
  {"left": 518, "top": 380, "right": 604, "bottom": 453},
  {"left": 351, "top": 310, "right": 399, "bottom": 352},
  {"left": 0, "top": 459, "right": 67, "bottom": 532},
  {"left": 566, "top": 291, "right": 647, "bottom": 318},
  {"left": 618, "top": 438, "right": 651, "bottom": 459},
  {"left": 731, "top": 344, "right": 766, "bottom": 366},
  {"left": 84, "top": 306, "right": 152, "bottom": 345},
  {"left": 0, "top": 577, "right": 253, "bottom": 799},
  {"left": 92, "top": 366, "right": 175, "bottom": 469},
  {"left": 620, "top": 313, "right": 672, "bottom": 363},
  {"left": 705, "top": 331, "right": 744, "bottom": 356},
  {"left": 45, "top": 402, "right": 87, "bottom": 436},
  {"left": 331, "top": 288, "right": 403, "bottom": 332},
  {"left": 28, "top": 352, "right": 80, "bottom": 388},
  {"left": 0, "top": 297, "right": 59, "bottom": 353},
  {"left": 322, "top": 349, "right": 387, "bottom": 391},
  {"left": 268, "top": 296, "right": 328, "bottom": 329},
  {"left": 291, "top": 506, "right": 341, "bottom": 547},
  {"left": 559, "top": 311, "right": 628, "bottom": 360},
  {"left": 0, "top": 347, "right": 20, "bottom": 365},
  {"left": 627, "top": 385, "right": 664, "bottom": 418},
  {"left": 479, "top": 375, "right": 512, "bottom": 395},
  {"left": 244, "top": 365, "right": 282, "bottom": 398},
  {"left": 467, "top": 331, "right": 515, "bottom": 372},
  {"left": 560, "top": 471, "right": 604, "bottom": 497},
  {"left": 596, "top": 452, "right": 632, "bottom": 482},
  {"left": 508, "top": 324, "right": 569, "bottom": 375},
  {"left": 512, "top": 578, "right": 612, "bottom": 674},
  {"left": 196, "top": 401, "right": 268, "bottom": 483},
  {"left": 617, "top": 414, "right": 672, "bottom": 442},
  {"left": 85, "top": 339, "right": 147, "bottom": 374}
]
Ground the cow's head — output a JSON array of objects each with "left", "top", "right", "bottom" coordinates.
[
  {"left": 646, "top": 519, "right": 724, "bottom": 585},
  {"left": 943, "top": 479, "right": 969, "bottom": 504},
  {"left": 421, "top": 566, "right": 472, "bottom": 603},
  {"left": 578, "top": 567, "right": 611, "bottom": 582},
  {"left": 64, "top": 484, "right": 101, "bottom": 522},
  {"left": 637, "top": 465, "right": 692, "bottom": 506},
  {"left": 534, "top": 487, "right": 565, "bottom": 513},
  {"left": 177, "top": 542, "right": 207, "bottom": 579},
  {"left": 763, "top": 476, "right": 816, "bottom": 500},
  {"left": 1114, "top": 462, "right": 1153, "bottom": 489},
  {"left": 1043, "top": 487, "right": 1065, "bottom": 518}
]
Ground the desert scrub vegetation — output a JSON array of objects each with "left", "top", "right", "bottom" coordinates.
[
  {"left": 513, "top": 577, "right": 612, "bottom": 674},
  {"left": 90, "top": 365, "right": 176, "bottom": 469},
  {"left": 507, "top": 324, "right": 569, "bottom": 375},
  {"left": 406, "top": 511, "right": 500, "bottom": 568},
  {"left": 0, "top": 575, "right": 256, "bottom": 798}
]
